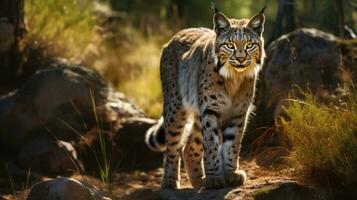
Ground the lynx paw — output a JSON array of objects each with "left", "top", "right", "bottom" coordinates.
[
  {"left": 190, "top": 176, "right": 204, "bottom": 189},
  {"left": 204, "top": 175, "right": 226, "bottom": 189},
  {"left": 224, "top": 170, "right": 246, "bottom": 187},
  {"left": 161, "top": 177, "right": 180, "bottom": 189}
]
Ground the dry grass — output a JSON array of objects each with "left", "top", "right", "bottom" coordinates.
[
  {"left": 116, "top": 39, "right": 163, "bottom": 118},
  {"left": 281, "top": 91, "right": 357, "bottom": 185},
  {"left": 89, "top": 33, "right": 164, "bottom": 118},
  {"left": 25, "top": 0, "right": 165, "bottom": 118},
  {"left": 25, "top": 0, "right": 98, "bottom": 59}
]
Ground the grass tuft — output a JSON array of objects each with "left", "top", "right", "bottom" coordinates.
[
  {"left": 281, "top": 91, "right": 357, "bottom": 184},
  {"left": 89, "top": 89, "right": 110, "bottom": 184},
  {"left": 25, "top": 0, "right": 165, "bottom": 117},
  {"left": 25, "top": 0, "right": 98, "bottom": 59}
]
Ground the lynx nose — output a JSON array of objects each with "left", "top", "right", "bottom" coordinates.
[{"left": 236, "top": 57, "right": 246, "bottom": 63}]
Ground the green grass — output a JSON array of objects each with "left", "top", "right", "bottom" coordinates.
[
  {"left": 281, "top": 91, "right": 357, "bottom": 184},
  {"left": 25, "top": 0, "right": 98, "bottom": 59},
  {"left": 5, "top": 165, "right": 31, "bottom": 200},
  {"left": 6, "top": 164, "right": 18, "bottom": 200},
  {"left": 25, "top": 0, "right": 165, "bottom": 118},
  {"left": 89, "top": 89, "right": 110, "bottom": 184}
]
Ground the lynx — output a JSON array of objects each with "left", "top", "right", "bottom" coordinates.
[{"left": 146, "top": 7, "right": 266, "bottom": 189}]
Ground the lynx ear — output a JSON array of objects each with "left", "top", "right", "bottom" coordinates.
[
  {"left": 213, "top": 12, "right": 230, "bottom": 36},
  {"left": 248, "top": 7, "right": 266, "bottom": 36}
]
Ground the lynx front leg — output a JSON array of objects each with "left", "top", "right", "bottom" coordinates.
[
  {"left": 200, "top": 108, "right": 225, "bottom": 189},
  {"left": 221, "top": 78, "right": 256, "bottom": 187},
  {"left": 221, "top": 112, "right": 248, "bottom": 187}
]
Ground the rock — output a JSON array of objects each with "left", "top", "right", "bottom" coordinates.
[
  {"left": 257, "top": 28, "right": 343, "bottom": 121},
  {"left": 0, "top": 59, "right": 143, "bottom": 150},
  {"left": 121, "top": 189, "right": 165, "bottom": 200},
  {"left": 0, "top": 21, "right": 14, "bottom": 53},
  {"left": 0, "top": 161, "right": 42, "bottom": 191},
  {"left": 253, "top": 181, "right": 317, "bottom": 200},
  {"left": 18, "top": 138, "right": 82, "bottom": 175},
  {"left": 113, "top": 117, "right": 163, "bottom": 171},
  {"left": 80, "top": 117, "right": 163, "bottom": 173},
  {"left": 245, "top": 28, "right": 355, "bottom": 148},
  {"left": 27, "top": 177, "right": 111, "bottom": 200}
]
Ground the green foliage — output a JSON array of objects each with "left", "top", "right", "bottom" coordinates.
[
  {"left": 25, "top": 0, "right": 98, "bottom": 58},
  {"left": 90, "top": 89, "right": 110, "bottom": 184},
  {"left": 25, "top": 0, "right": 164, "bottom": 117},
  {"left": 24, "top": 0, "right": 356, "bottom": 119},
  {"left": 281, "top": 92, "right": 357, "bottom": 184}
]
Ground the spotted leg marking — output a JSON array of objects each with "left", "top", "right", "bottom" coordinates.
[
  {"left": 200, "top": 108, "right": 226, "bottom": 189},
  {"left": 182, "top": 118, "right": 204, "bottom": 189},
  {"left": 161, "top": 108, "right": 187, "bottom": 189}
]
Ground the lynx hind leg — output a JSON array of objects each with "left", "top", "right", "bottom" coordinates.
[
  {"left": 182, "top": 118, "right": 204, "bottom": 189},
  {"left": 161, "top": 107, "right": 187, "bottom": 189}
]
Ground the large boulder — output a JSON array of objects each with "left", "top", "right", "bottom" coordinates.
[
  {"left": 27, "top": 177, "right": 111, "bottom": 200},
  {"left": 245, "top": 28, "right": 356, "bottom": 147},
  {"left": 112, "top": 117, "right": 163, "bottom": 171},
  {"left": 18, "top": 138, "right": 82, "bottom": 175},
  {"left": 0, "top": 58, "right": 163, "bottom": 178},
  {"left": 0, "top": 59, "right": 143, "bottom": 150},
  {"left": 258, "top": 28, "right": 345, "bottom": 121},
  {"left": 79, "top": 117, "right": 163, "bottom": 174}
]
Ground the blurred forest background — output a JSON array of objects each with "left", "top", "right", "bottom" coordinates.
[{"left": 3, "top": 0, "right": 355, "bottom": 117}]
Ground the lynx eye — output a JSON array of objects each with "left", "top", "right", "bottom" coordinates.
[
  {"left": 226, "top": 43, "right": 235, "bottom": 49},
  {"left": 245, "top": 42, "right": 254, "bottom": 49}
]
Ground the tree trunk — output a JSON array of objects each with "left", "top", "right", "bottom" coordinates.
[
  {"left": 0, "top": 0, "right": 26, "bottom": 91},
  {"left": 284, "top": 0, "right": 296, "bottom": 33},
  {"left": 267, "top": 0, "right": 286, "bottom": 45},
  {"left": 335, "top": 0, "right": 345, "bottom": 37},
  {"left": 311, "top": 0, "right": 316, "bottom": 12}
]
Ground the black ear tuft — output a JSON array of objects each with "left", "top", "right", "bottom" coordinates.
[
  {"left": 211, "top": 1, "right": 219, "bottom": 13},
  {"left": 248, "top": 10, "right": 265, "bottom": 36},
  {"left": 260, "top": 5, "right": 267, "bottom": 14}
]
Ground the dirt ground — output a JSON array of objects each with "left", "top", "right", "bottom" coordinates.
[{"left": 0, "top": 160, "right": 296, "bottom": 200}]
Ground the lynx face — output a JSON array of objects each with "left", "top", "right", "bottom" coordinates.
[{"left": 213, "top": 11, "right": 265, "bottom": 78}]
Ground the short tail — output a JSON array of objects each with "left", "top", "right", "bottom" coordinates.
[{"left": 145, "top": 117, "right": 166, "bottom": 152}]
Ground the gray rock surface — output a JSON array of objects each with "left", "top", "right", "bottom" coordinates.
[
  {"left": 257, "top": 28, "right": 343, "bottom": 119},
  {"left": 253, "top": 181, "right": 317, "bottom": 200},
  {"left": 80, "top": 117, "right": 163, "bottom": 173},
  {"left": 27, "top": 177, "right": 111, "bottom": 200},
  {"left": 0, "top": 22, "right": 14, "bottom": 53},
  {"left": 245, "top": 28, "right": 354, "bottom": 148},
  {"left": 113, "top": 117, "right": 163, "bottom": 171},
  {"left": 18, "top": 138, "right": 82, "bottom": 175},
  {"left": 0, "top": 59, "right": 143, "bottom": 150}
]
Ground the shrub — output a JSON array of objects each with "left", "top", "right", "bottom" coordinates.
[
  {"left": 281, "top": 91, "right": 357, "bottom": 185},
  {"left": 25, "top": 0, "right": 98, "bottom": 59},
  {"left": 25, "top": 0, "right": 164, "bottom": 117}
]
